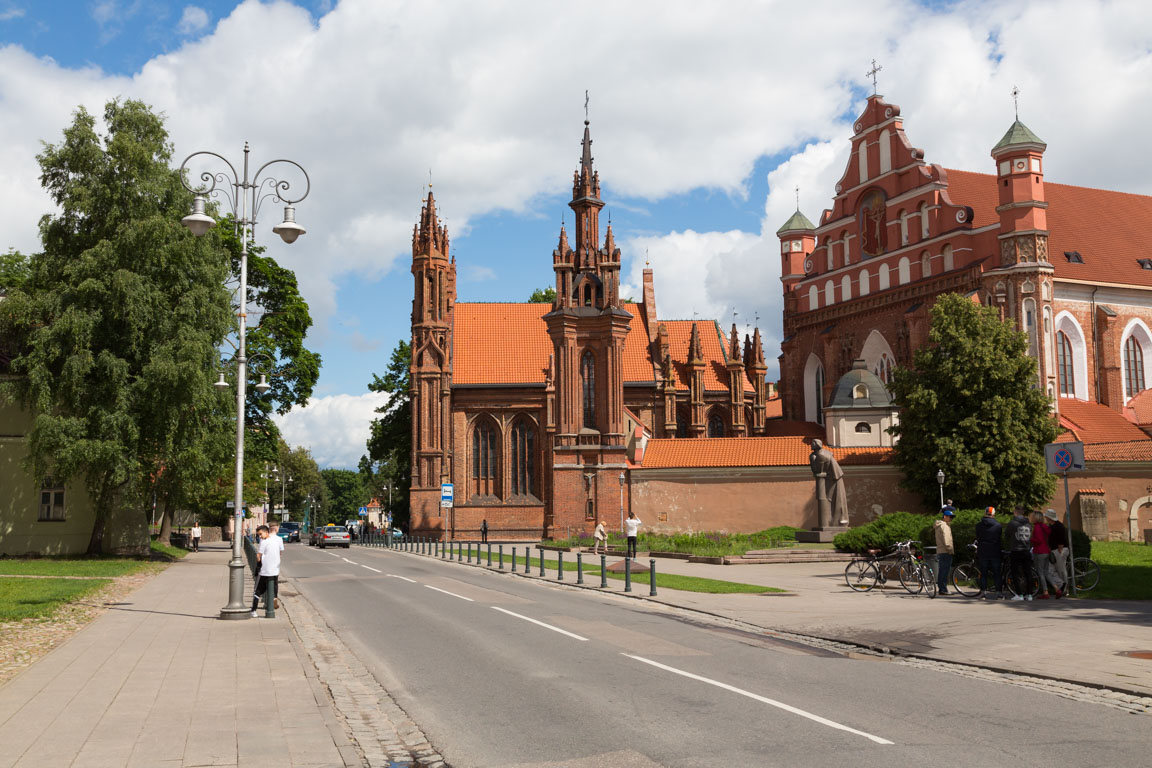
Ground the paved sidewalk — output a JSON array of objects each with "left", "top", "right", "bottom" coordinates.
[
  {"left": 0, "top": 544, "right": 356, "bottom": 768},
  {"left": 418, "top": 541, "right": 1152, "bottom": 698}
]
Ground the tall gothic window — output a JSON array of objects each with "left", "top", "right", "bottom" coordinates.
[
  {"left": 511, "top": 419, "right": 535, "bottom": 496},
  {"left": 471, "top": 420, "right": 498, "bottom": 497},
  {"left": 814, "top": 366, "right": 825, "bottom": 425},
  {"left": 1125, "top": 335, "right": 1145, "bottom": 399},
  {"left": 1057, "top": 331, "right": 1075, "bottom": 397},
  {"left": 707, "top": 412, "right": 725, "bottom": 438},
  {"left": 676, "top": 408, "right": 688, "bottom": 438},
  {"left": 581, "top": 351, "right": 596, "bottom": 429}
]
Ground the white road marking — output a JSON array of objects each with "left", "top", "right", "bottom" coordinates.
[
  {"left": 389, "top": 574, "right": 417, "bottom": 583},
  {"left": 622, "top": 655, "right": 893, "bottom": 745},
  {"left": 361, "top": 565, "right": 382, "bottom": 573},
  {"left": 342, "top": 558, "right": 357, "bottom": 565},
  {"left": 424, "top": 585, "right": 474, "bottom": 602},
  {"left": 492, "top": 607, "right": 588, "bottom": 641}
]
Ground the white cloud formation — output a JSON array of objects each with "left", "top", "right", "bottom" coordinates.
[
  {"left": 177, "top": 5, "right": 210, "bottom": 35},
  {"left": 273, "top": 391, "right": 390, "bottom": 469},
  {"left": 0, "top": 8, "right": 25, "bottom": 21}
]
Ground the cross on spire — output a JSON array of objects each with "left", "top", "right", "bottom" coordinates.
[
  {"left": 1012, "top": 85, "right": 1020, "bottom": 120},
  {"left": 584, "top": 89, "right": 589, "bottom": 123},
  {"left": 867, "top": 59, "right": 882, "bottom": 95}
]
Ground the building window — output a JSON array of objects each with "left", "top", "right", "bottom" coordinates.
[
  {"left": 855, "top": 422, "right": 872, "bottom": 434},
  {"left": 808, "top": 285, "right": 819, "bottom": 311},
  {"left": 510, "top": 419, "right": 535, "bottom": 496},
  {"left": 1057, "top": 331, "right": 1075, "bottom": 397},
  {"left": 874, "top": 352, "right": 893, "bottom": 385},
  {"left": 707, "top": 412, "right": 725, "bottom": 438},
  {"left": 581, "top": 351, "right": 596, "bottom": 429},
  {"left": 814, "top": 366, "right": 825, "bottom": 426},
  {"left": 39, "top": 480, "right": 66, "bottom": 522},
  {"left": 1125, "top": 335, "right": 1146, "bottom": 399},
  {"left": 471, "top": 420, "right": 498, "bottom": 497}
]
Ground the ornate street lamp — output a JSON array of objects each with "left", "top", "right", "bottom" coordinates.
[
  {"left": 936, "top": 468, "right": 945, "bottom": 510},
  {"left": 180, "top": 144, "right": 309, "bottom": 620}
]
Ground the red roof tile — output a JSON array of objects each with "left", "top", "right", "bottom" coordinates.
[
  {"left": 1123, "top": 388, "right": 1152, "bottom": 427},
  {"left": 1082, "top": 441, "right": 1152, "bottom": 462},
  {"left": 453, "top": 303, "right": 553, "bottom": 385},
  {"left": 1057, "top": 398, "right": 1150, "bottom": 444},
  {"left": 660, "top": 320, "right": 754, "bottom": 393},
  {"left": 639, "top": 437, "right": 891, "bottom": 468},
  {"left": 765, "top": 397, "right": 782, "bottom": 420},
  {"left": 944, "top": 169, "right": 1152, "bottom": 288}
]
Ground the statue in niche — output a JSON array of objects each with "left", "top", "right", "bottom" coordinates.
[{"left": 858, "top": 189, "right": 888, "bottom": 258}]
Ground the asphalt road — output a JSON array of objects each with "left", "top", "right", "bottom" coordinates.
[{"left": 284, "top": 543, "right": 1151, "bottom": 768}]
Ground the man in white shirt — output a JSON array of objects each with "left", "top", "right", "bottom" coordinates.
[
  {"left": 251, "top": 525, "right": 285, "bottom": 618},
  {"left": 624, "top": 512, "right": 642, "bottom": 560}
]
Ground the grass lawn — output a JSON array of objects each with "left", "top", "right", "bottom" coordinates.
[
  {"left": 0, "top": 577, "right": 112, "bottom": 622},
  {"left": 442, "top": 548, "right": 783, "bottom": 594},
  {"left": 1078, "top": 541, "right": 1152, "bottom": 601},
  {"left": 150, "top": 540, "right": 190, "bottom": 560},
  {"left": 547, "top": 526, "right": 803, "bottom": 558},
  {"left": 0, "top": 559, "right": 153, "bottom": 578}
]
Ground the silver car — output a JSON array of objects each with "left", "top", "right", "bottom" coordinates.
[{"left": 318, "top": 525, "right": 351, "bottom": 549}]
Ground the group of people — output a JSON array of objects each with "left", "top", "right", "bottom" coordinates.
[
  {"left": 591, "top": 512, "right": 643, "bottom": 559},
  {"left": 934, "top": 501, "right": 1069, "bottom": 600},
  {"left": 251, "top": 523, "right": 284, "bottom": 617}
]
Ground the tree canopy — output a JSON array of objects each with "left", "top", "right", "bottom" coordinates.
[
  {"left": 528, "top": 286, "right": 556, "bottom": 303},
  {"left": 320, "top": 468, "right": 369, "bottom": 525},
  {"left": 365, "top": 339, "right": 411, "bottom": 529},
  {"left": 887, "top": 292, "right": 1058, "bottom": 511}
]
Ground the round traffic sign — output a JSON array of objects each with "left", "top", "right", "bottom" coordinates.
[{"left": 1053, "top": 449, "right": 1073, "bottom": 469}]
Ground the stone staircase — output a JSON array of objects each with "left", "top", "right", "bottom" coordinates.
[{"left": 723, "top": 548, "right": 855, "bottom": 565}]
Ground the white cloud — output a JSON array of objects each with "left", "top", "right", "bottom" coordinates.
[
  {"left": 273, "top": 391, "right": 390, "bottom": 469},
  {"left": 177, "top": 6, "right": 210, "bottom": 36},
  {"left": 0, "top": 8, "right": 25, "bottom": 21}
]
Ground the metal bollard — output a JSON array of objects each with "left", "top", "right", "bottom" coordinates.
[
  {"left": 538, "top": 547, "right": 545, "bottom": 577},
  {"left": 458, "top": 542, "right": 463, "bottom": 562},
  {"left": 600, "top": 554, "right": 607, "bottom": 588},
  {"left": 487, "top": 542, "right": 492, "bottom": 566},
  {"left": 624, "top": 557, "right": 632, "bottom": 593},
  {"left": 467, "top": 542, "right": 472, "bottom": 564},
  {"left": 557, "top": 551, "right": 564, "bottom": 581},
  {"left": 511, "top": 547, "right": 517, "bottom": 572},
  {"left": 577, "top": 552, "right": 584, "bottom": 585},
  {"left": 650, "top": 559, "right": 657, "bottom": 596},
  {"left": 499, "top": 545, "right": 504, "bottom": 569},
  {"left": 265, "top": 578, "right": 277, "bottom": 619}
]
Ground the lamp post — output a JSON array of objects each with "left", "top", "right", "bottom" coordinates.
[
  {"left": 936, "top": 468, "right": 945, "bottom": 510},
  {"left": 182, "top": 144, "right": 309, "bottom": 620},
  {"left": 618, "top": 472, "right": 625, "bottom": 534},
  {"left": 271, "top": 465, "right": 293, "bottom": 521}
]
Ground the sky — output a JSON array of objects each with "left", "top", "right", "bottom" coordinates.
[{"left": 1, "top": 0, "right": 1150, "bottom": 468}]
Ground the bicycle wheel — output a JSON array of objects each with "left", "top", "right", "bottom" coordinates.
[
  {"left": 951, "top": 563, "right": 983, "bottom": 597},
  {"left": 898, "top": 561, "right": 923, "bottom": 594},
  {"left": 1072, "top": 558, "right": 1100, "bottom": 592},
  {"left": 922, "top": 567, "right": 937, "bottom": 598},
  {"left": 844, "top": 560, "right": 880, "bottom": 592}
]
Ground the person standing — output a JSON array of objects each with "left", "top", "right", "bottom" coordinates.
[
  {"left": 480, "top": 518, "right": 488, "bottom": 543},
  {"left": 251, "top": 524, "right": 284, "bottom": 618},
  {"left": 1045, "top": 509, "right": 1068, "bottom": 598},
  {"left": 941, "top": 498, "right": 956, "bottom": 516},
  {"left": 190, "top": 520, "right": 202, "bottom": 553},
  {"left": 624, "top": 511, "right": 642, "bottom": 560},
  {"left": 1005, "top": 508, "right": 1034, "bottom": 601},
  {"left": 593, "top": 521, "right": 607, "bottom": 556},
  {"left": 1030, "top": 510, "right": 1053, "bottom": 599},
  {"left": 974, "top": 506, "right": 1003, "bottom": 598},
  {"left": 934, "top": 507, "right": 955, "bottom": 595}
]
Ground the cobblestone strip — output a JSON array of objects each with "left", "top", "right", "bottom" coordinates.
[{"left": 282, "top": 582, "right": 448, "bottom": 768}]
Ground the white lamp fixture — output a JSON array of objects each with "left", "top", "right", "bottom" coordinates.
[
  {"left": 272, "top": 206, "right": 306, "bottom": 244},
  {"left": 213, "top": 371, "right": 229, "bottom": 390},
  {"left": 255, "top": 374, "right": 271, "bottom": 394},
  {"left": 182, "top": 195, "right": 217, "bottom": 237}
]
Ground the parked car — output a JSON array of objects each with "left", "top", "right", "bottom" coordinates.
[
  {"left": 308, "top": 526, "right": 325, "bottom": 546},
  {"left": 278, "top": 522, "right": 301, "bottom": 543},
  {"left": 317, "top": 525, "right": 351, "bottom": 549},
  {"left": 391, "top": 527, "right": 404, "bottom": 539}
]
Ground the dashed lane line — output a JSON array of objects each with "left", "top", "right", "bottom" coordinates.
[
  {"left": 492, "top": 607, "right": 588, "bottom": 641},
  {"left": 342, "top": 558, "right": 358, "bottom": 565},
  {"left": 623, "top": 654, "right": 894, "bottom": 746},
  {"left": 361, "top": 565, "right": 382, "bottom": 573},
  {"left": 424, "top": 585, "right": 475, "bottom": 602},
  {"left": 389, "top": 575, "right": 417, "bottom": 583}
]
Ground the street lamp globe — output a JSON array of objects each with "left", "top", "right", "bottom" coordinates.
[
  {"left": 182, "top": 195, "right": 216, "bottom": 237},
  {"left": 213, "top": 371, "right": 229, "bottom": 390},
  {"left": 255, "top": 373, "right": 271, "bottom": 394},
  {"left": 936, "top": 469, "right": 945, "bottom": 486},
  {"left": 271, "top": 206, "right": 306, "bottom": 244}
]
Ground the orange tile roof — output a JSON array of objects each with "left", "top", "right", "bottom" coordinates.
[
  {"left": 1082, "top": 441, "right": 1152, "bottom": 462},
  {"left": 453, "top": 303, "right": 552, "bottom": 385},
  {"left": 1057, "top": 398, "right": 1150, "bottom": 444},
  {"left": 639, "top": 437, "right": 892, "bottom": 468},
  {"left": 1123, "top": 389, "right": 1152, "bottom": 426},
  {"left": 944, "top": 169, "right": 1152, "bottom": 288},
  {"left": 660, "top": 320, "right": 754, "bottom": 393},
  {"left": 764, "top": 397, "right": 782, "bottom": 419},
  {"left": 622, "top": 307, "right": 656, "bottom": 382}
]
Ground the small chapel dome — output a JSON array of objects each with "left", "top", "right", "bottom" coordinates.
[{"left": 828, "top": 359, "right": 892, "bottom": 408}]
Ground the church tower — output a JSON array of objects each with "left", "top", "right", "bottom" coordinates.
[
  {"left": 409, "top": 191, "right": 456, "bottom": 533},
  {"left": 988, "top": 113, "right": 1057, "bottom": 404},
  {"left": 544, "top": 118, "right": 632, "bottom": 535}
]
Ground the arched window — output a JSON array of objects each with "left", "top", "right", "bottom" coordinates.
[
  {"left": 510, "top": 418, "right": 535, "bottom": 497},
  {"left": 878, "top": 128, "right": 891, "bottom": 173},
  {"left": 1057, "top": 331, "right": 1075, "bottom": 397},
  {"left": 899, "top": 210, "right": 909, "bottom": 245},
  {"left": 943, "top": 244, "right": 954, "bottom": 272},
  {"left": 920, "top": 251, "right": 931, "bottom": 279},
  {"left": 878, "top": 264, "right": 890, "bottom": 290},
  {"left": 920, "top": 203, "right": 930, "bottom": 240},
  {"left": 581, "top": 351, "right": 596, "bottom": 428},
  {"left": 815, "top": 366, "right": 825, "bottom": 426},
  {"left": 471, "top": 419, "right": 498, "bottom": 497},
  {"left": 583, "top": 284, "right": 592, "bottom": 306},
  {"left": 898, "top": 257, "right": 911, "bottom": 285},
  {"left": 857, "top": 139, "right": 868, "bottom": 183},
  {"left": 824, "top": 280, "right": 835, "bottom": 306},
  {"left": 841, "top": 274, "right": 852, "bottom": 301},
  {"left": 803, "top": 354, "right": 825, "bottom": 425},
  {"left": 676, "top": 407, "right": 689, "bottom": 438},
  {"left": 1125, "top": 336, "right": 1145, "bottom": 399},
  {"left": 707, "top": 412, "right": 725, "bottom": 438},
  {"left": 859, "top": 269, "right": 870, "bottom": 296},
  {"left": 855, "top": 422, "right": 873, "bottom": 433},
  {"left": 808, "top": 285, "right": 819, "bottom": 311},
  {"left": 839, "top": 232, "right": 850, "bottom": 267},
  {"left": 825, "top": 243, "right": 834, "bottom": 271}
]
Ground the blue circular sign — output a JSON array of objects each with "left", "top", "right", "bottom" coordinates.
[{"left": 1053, "top": 449, "right": 1073, "bottom": 469}]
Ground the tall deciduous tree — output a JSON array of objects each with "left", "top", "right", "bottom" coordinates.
[
  {"left": 0, "top": 249, "right": 30, "bottom": 291},
  {"left": 320, "top": 468, "right": 368, "bottom": 526},
  {"left": 527, "top": 286, "right": 556, "bottom": 303},
  {"left": 887, "top": 292, "right": 1058, "bottom": 511},
  {"left": 365, "top": 339, "right": 411, "bottom": 529},
  {"left": 0, "top": 100, "right": 234, "bottom": 553}
]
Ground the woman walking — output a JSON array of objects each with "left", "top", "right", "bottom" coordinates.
[{"left": 1030, "top": 510, "right": 1053, "bottom": 599}]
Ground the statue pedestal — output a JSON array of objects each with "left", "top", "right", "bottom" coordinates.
[{"left": 796, "top": 527, "right": 848, "bottom": 544}]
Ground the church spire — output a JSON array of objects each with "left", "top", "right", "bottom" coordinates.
[{"left": 570, "top": 116, "right": 604, "bottom": 258}]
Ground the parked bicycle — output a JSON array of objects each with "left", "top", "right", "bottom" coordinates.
[
  {"left": 844, "top": 540, "right": 935, "bottom": 597},
  {"left": 951, "top": 543, "right": 1099, "bottom": 597}
]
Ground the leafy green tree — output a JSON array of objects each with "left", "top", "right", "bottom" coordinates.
[
  {"left": 0, "top": 249, "right": 30, "bottom": 291},
  {"left": 887, "top": 292, "right": 1058, "bottom": 511},
  {"left": 0, "top": 99, "right": 234, "bottom": 553},
  {"left": 528, "top": 286, "right": 556, "bottom": 303},
  {"left": 365, "top": 339, "right": 411, "bottom": 529},
  {"left": 320, "top": 468, "right": 368, "bottom": 525}
]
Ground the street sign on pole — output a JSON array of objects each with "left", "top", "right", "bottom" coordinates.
[
  {"left": 1044, "top": 441, "right": 1084, "bottom": 474},
  {"left": 358, "top": 506, "right": 368, "bottom": 517},
  {"left": 441, "top": 483, "right": 454, "bottom": 508}
]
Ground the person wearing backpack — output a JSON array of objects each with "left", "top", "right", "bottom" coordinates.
[
  {"left": 974, "top": 506, "right": 1003, "bottom": 598},
  {"left": 1005, "top": 508, "right": 1034, "bottom": 601}
]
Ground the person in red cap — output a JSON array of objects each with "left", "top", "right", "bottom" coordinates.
[{"left": 974, "top": 506, "right": 1004, "bottom": 598}]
